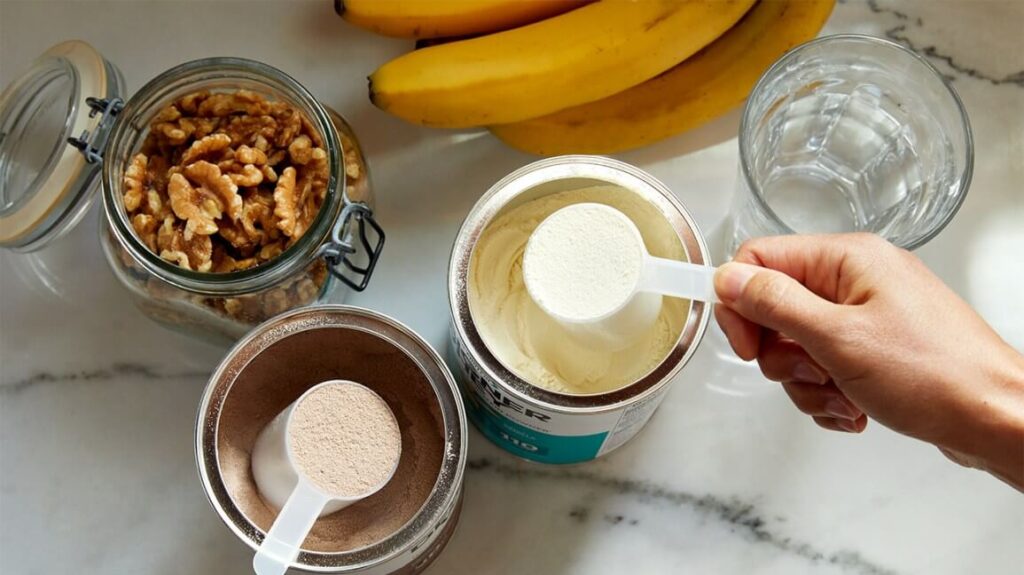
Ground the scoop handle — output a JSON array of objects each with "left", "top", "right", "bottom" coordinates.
[
  {"left": 253, "top": 480, "right": 335, "bottom": 575},
  {"left": 640, "top": 256, "right": 719, "bottom": 303}
]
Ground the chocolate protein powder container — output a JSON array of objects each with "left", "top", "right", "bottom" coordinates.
[{"left": 196, "top": 305, "right": 466, "bottom": 573}]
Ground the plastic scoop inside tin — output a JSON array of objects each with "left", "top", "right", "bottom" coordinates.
[
  {"left": 251, "top": 380, "right": 402, "bottom": 575},
  {"left": 523, "top": 203, "right": 718, "bottom": 352}
]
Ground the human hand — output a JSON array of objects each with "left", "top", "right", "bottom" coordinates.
[{"left": 713, "top": 233, "right": 1024, "bottom": 490}]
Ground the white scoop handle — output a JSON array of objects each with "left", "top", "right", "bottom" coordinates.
[
  {"left": 253, "top": 479, "right": 342, "bottom": 575},
  {"left": 641, "top": 255, "right": 719, "bottom": 303}
]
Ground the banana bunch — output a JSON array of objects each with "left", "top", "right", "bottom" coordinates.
[{"left": 342, "top": 0, "right": 835, "bottom": 154}]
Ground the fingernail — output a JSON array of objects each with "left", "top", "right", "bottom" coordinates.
[
  {"left": 836, "top": 418, "right": 861, "bottom": 433},
  {"left": 793, "top": 362, "right": 828, "bottom": 384},
  {"left": 715, "top": 263, "right": 758, "bottom": 303},
  {"left": 824, "top": 398, "right": 858, "bottom": 420}
]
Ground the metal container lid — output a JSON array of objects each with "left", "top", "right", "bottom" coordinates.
[{"left": 0, "top": 40, "right": 124, "bottom": 251}]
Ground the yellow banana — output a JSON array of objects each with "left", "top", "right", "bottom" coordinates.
[
  {"left": 490, "top": 0, "right": 835, "bottom": 155},
  {"left": 369, "top": 0, "right": 758, "bottom": 128},
  {"left": 337, "top": 0, "right": 591, "bottom": 39}
]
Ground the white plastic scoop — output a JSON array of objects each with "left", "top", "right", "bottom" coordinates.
[
  {"left": 523, "top": 203, "right": 718, "bottom": 351},
  {"left": 251, "top": 380, "right": 401, "bottom": 575}
]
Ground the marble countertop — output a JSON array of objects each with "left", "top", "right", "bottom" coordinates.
[{"left": 1, "top": 1, "right": 1022, "bottom": 574}]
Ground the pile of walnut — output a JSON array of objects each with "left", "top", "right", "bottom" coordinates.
[
  {"left": 120, "top": 89, "right": 361, "bottom": 324},
  {"left": 123, "top": 89, "right": 332, "bottom": 273}
]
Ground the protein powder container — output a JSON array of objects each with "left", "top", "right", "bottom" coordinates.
[
  {"left": 448, "top": 156, "right": 711, "bottom": 464},
  {"left": 196, "top": 305, "right": 466, "bottom": 573}
]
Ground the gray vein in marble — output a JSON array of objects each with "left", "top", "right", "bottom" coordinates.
[
  {"left": 863, "top": 0, "right": 1024, "bottom": 87},
  {"left": 0, "top": 362, "right": 209, "bottom": 395},
  {"left": 602, "top": 513, "right": 638, "bottom": 526},
  {"left": 467, "top": 458, "right": 899, "bottom": 575}
]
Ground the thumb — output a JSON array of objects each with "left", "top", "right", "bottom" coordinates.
[{"left": 715, "top": 262, "right": 839, "bottom": 342}]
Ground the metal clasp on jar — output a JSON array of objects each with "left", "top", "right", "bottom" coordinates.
[
  {"left": 317, "top": 202, "right": 385, "bottom": 292},
  {"left": 66, "top": 97, "right": 124, "bottom": 164}
]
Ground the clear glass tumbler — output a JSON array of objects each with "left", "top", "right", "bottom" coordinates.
[{"left": 724, "top": 34, "right": 973, "bottom": 256}]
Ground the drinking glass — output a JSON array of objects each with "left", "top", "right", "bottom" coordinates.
[{"left": 723, "top": 34, "right": 973, "bottom": 257}]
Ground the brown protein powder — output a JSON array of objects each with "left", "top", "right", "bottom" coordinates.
[{"left": 288, "top": 382, "right": 402, "bottom": 498}]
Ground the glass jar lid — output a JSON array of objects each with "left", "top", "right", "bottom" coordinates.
[{"left": 0, "top": 40, "right": 123, "bottom": 251}]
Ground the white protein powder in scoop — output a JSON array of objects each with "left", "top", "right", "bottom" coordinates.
[
  {"left": 288, "top": 383, "right": 401, "bottom": 498},
  {"left": 524, "top": 203, "right": 645, "bottom": 321},
  {"left": 467, "top": 185, "right": 690, "bottom": 395}
]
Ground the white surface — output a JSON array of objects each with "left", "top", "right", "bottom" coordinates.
[{"left": 1, "top": 1, "right": 1022, "bottom": 574}]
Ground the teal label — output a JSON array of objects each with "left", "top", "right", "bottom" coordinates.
[
  {"left": 451, "top": 332, "right": 609, "bottom": 464},
  {"left": 464, "top": 388, "right": 607, "bottom": 464}
]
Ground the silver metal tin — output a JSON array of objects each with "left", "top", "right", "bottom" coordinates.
[
  {"left": 448, "top": 156, "right": 710, "bottom": 464},
  {"left": 196, "top": 305, "right": 467, "bottom": 573}
]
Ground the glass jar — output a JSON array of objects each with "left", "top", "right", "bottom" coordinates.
[{"left": 0, "top": 41, "right": 384, "bottom": 344}]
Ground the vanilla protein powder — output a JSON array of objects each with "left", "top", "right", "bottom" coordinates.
[
  {"left": 524, "top": 203, "right": 646, "bottom": 321},
  {"left": 288, "top": 383, "right": 402, "bottom": 497},
  {"left": 468, "top": 185, "right": 690, "bottom": 395}
]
